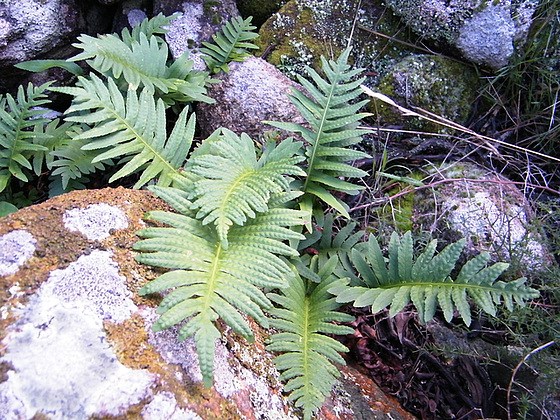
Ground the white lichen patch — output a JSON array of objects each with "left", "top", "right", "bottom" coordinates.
[
  {"left": 0, "top": 230, "right": 37, "bottom": 276},
  {"left": 0, "top": 251, "right": 153, "bottom": 419},
  {"left": 41, "top": 250, "right": 137, "bottom": 323},
  {"left": 63, "top": 203, "right": 128, "bottom": 241},
  {"left": 164, "top": 2, "right": 203, "bottom": 59},
  {"left": 142, "top": 392, "right": 203, "bottom": 420}
]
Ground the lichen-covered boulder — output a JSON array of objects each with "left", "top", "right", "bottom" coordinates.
[
  {"left": 373, "top": 54, "right": 480, "bottom": 131},
  {"left": 384, "top": 0, "right": 539, "bottom": 70},
  {"left": 196, "top": 56, "right": 307, "bottom": 139},
  {"left": 408, "top": 163, "right": 552, "bottom": 273},
  {"left": 0, "top": 187, "right": 415, "bottom": 420}
]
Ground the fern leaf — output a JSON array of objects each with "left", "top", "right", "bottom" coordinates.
[
  {"left": 53, "top": 75, "right": 194, "bottom": 188},
  {"left": 186, "top": 129, "right": 305, "bottom": 248},
  {"left": 267, "top": 266, "right": 354, "bottom": 420},
  {"left": 69, "top": 14, "right": 213, "bottom": 105},
  {"left": 335, "top": 232, "right": 540, "bottom": 326},
  {"left": 135, "top": 181, "right": 306, "bottom": 387},
  {"left": 267, "top": 47, "right": 371, "bottom": 221},
  {"left": 200, "top": 16, "right": 259, "bottom": 73},
  {"left": 0, "top": 83, "right": 53, "bottom": 192}
]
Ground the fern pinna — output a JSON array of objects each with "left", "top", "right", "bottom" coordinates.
[
  {"left": 332, "top": 231, "right": 540, "bottom": 326},
  {"left": 134, "top": 129, "right": 307, "bottom": 387},
  {"left": 267, "top": 47, "right": 371, "bottom": 222},
  {"left": 267, "top": 258, "right": 354, "bottom": 420}
]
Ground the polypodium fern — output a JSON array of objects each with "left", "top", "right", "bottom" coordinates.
[
  {"left": 200, "top": 16, "right": 259, "bottom": 73},
  {"left": 69, "top": 14, "right": 213, "bottom": 105},
  {"left": 53, "top": 74, "right": 196, "bottom": 188},
  {"left": 0, "top": 82, "right": 52, "bottom": 192},
  {"left": 267, "top": 47, "right": 371, "bottom": 222},
  {"left": 186, "top": 128, "right": 306, "bottom": 248},
  {"left": 267, "top": 259, "right": 354, "bottom": 420},
  {"left": 134, "top": 134, "right": 307, "bottom": 387},
  {"left": 332, "top": 231, "right": 540, "bottom": 326}
]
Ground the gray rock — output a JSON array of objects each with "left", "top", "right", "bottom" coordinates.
[
  {"left": 196, "top": 56, "right": 307, "bottom": 139},
  {"left": 384, "top": 0, "right": 539, "bottom": 70}
]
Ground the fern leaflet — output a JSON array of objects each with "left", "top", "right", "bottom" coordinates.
[
  {"left": 200, "top": 16, "right": 259, "bottom": 73},
  {"left": 53, "top": 74, "right": 195, "bottom": 188},
  {"left": 186, "top": 128, "right": 305, "bottom": 248},
  {"left": 0, "top": 82, "right": 52, "bottom": 192},
  {"left": 267, "top": 47, "right": 371, "bottom": 221},
  {"left": 267, "top": 261, "right": 354, "bottom": 419},
  {"left": 333, "top": 231, "right": 540, "bottom": 326}
]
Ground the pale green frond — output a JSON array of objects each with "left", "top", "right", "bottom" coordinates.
[
  {"left": 53, "top": 75, "right": 194, "bottom": 188},
  {"left": 333, "top": 232, "right": 539, "bottom": 326},
  {"left": 188, "top": 129, "right": 304, "bottom": 248},
  {"left": 266, "top": 47, "right": 371, "bottom": 221},
  {"left": 0, "top": 82, "right": 52, "bottom": 192},
  {"left": 267, "top": 267, "right": 353, "bottom": 419},
  {"left": 135, "top": 183, "right": 304, "bottom": 388},
  {"left": 200, "top": 16, "right": 258, "bottom": 73}
]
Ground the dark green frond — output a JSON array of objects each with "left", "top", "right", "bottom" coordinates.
[
  {"left": 53, "top": 75, "right": 195, "bottom": 188},
  {"left": 200, "top": 16, "right": 258, "bottom": 73},
  {"left": 267, "top": 47, "right": 371, "bottom": 221},
  {"left": 334, "top": 231, "right": 540, "bottom": 326},
  {"left": 0, "top": 82, "right": 52, "bottom": 192},
  {"left": 267, "top": 267, "right": 353, "bottom": 420},
  {"left": 187, "top": 128, "right": 305, "bottom": 248}
]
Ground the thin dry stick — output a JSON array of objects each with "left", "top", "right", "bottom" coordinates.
[
  {"left": 361, "top": 86, "right": 560, "bottom": 163},
  {"left": 506, "top": 340, "right": 556, "bottom": 420}
]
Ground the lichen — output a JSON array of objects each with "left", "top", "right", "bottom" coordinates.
[{"left": 0, "top": 230, "right": 36, "bottom": 276}]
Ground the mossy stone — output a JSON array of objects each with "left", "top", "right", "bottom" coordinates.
[
  {"left": 236, "top": 0, "right": 287, "bottom": 27},
  {"left": 372, "top": 54, "right": 480, "bottom": 132}
]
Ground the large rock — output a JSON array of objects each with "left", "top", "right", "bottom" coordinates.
[
  {"left": 196, "top": 56, "right": 307, "bottom": 139},
  {"left": 0, "top": 187, "right": 415, "bottom": 419},
  {"left": 384, "top": 0, "right": 539, "bottom": 70}
]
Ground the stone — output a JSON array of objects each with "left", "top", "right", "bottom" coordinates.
[
  {"left": 373, "top": 54, "right": 480, "bottom": 131},
  {"left": 196, "top": 56, "right": 308, "bottom": 139},
  {"left": 0, "top": 187, "right": 415, "bottom": 419},
  {"left": 384, "top": 0, "right": 539, "bottom": 70}
]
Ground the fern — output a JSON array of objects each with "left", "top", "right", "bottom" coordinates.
[
  {"left": 267, "top": 260, "right": 354, "bottom": 420},
  {"left": 200, "top": 16, "right": 259, "bottom": 73},
  {"left": 69, "top": 14, "right": 213, "bottom": 105},
  {"left": 333, "top": 231, "right": 540, "bottom": 326},
  {"left": 0, "top": 82, "right": 52, "bottom": 192},
  {"left": 186, "top": 128, "right": 306, "bottom": 248},
  {"left": 267, "top": 47, "right": 371, "bottom": 221},
  {"left": 134, "top": 134, "right": 307, "bottom": 387},
  {"left": 53, "top": 74, "right": 196, "bottom": 188}
]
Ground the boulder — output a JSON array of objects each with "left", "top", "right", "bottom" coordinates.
[
  {"left": 0, "top": 187, "right": 415, "bottom": 420},
  {"left": 196, "top": 56, "right": 307, "bottom": 139},
  {"left": 384, "top": 0, "right": 539, "bottom": 70}
]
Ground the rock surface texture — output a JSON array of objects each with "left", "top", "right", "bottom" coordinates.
[
  {"left": 197, "top": 56, "right": 308, "bottom": 139},
  {"left": 0, "top": 187, "right": 415, "bottom": 420}
]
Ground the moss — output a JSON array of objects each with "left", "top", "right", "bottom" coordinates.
[
  {"left": 237, "top": 0, "right": 287, "bottom": 27},
  {"left": 372, "top": 54, "right": 480, "bottom": 132}
]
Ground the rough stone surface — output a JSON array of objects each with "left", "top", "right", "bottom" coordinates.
[
  {"left": 0, "top": 230, "right": 36, "bottom": 277},
  {"left": 0, "top": 187, "right": 415, "bottom": 420},
  {"left": 384, "top": 0, "right": 539, "bottom": 70},
  {"left": 196, "top": 56, "right": 308, "bottom": 138},
  {"left": 409, "top": 163, "right": 553, "bottom": 272},
  {"left": 63, "top": 202, "right": 129, "bottom": 240},
  {"left": 374, "top": 54, "right": 480, "bottom": 130}
]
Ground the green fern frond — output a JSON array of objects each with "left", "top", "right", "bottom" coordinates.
[
  {"left": 200, "top": 16, "right": 259, "bottom": 73},
  {"left": 333, "top": 231, "right": 540, "bottom": 326},
  {"left": 53, "top": 74, "right": 195, "bottom": 188},
  {"left": 186, "top": 128, "right": 305, "bottom": 248},
  {"left": 127, "top": 13, "right": 181, "bottom": 43},
  {"left": 267, "top": 47, "right": 371, "bottom": 221},
  {"left": 135, "top": 183, "right": 306, "bottom": 387},
  {"left": 69, "top": 15, "right": 213, "bottom": 105},
  {"left": 0, "top": 82, "right": 53, "bottom": 192},
  {"left": 267, "top": 262, "right": 354, "bottom": 419},
  {"left": 49, "top": 125, "right": 113, "bottom": 190}
]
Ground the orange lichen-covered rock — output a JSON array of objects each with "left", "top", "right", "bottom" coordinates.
[{"left": 0, "top": 187, "right": 414, "bottom": 420}]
